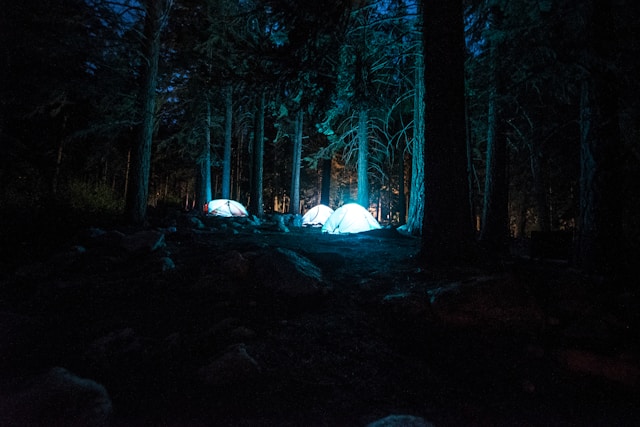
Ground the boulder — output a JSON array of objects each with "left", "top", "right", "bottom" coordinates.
[
  {"left": 251, "top": 247, "right": 326, "bottom": 302},
  {"left": 160, "top": 256, "right": 175, "bottom": 271},
  {"left": 0, "top": 367, "right": 111, "bottom": 427},
  {"left": 84, "top": 328, "right": 149, "bottom": 374},
  {"left": 198, "top": 343, "right": 261, "bottom": 387},
  {"left": 427, "top": 274, "right": 545, "bottom": 330},
  {"left": 79, "top": 228, "right": 125, "bottom": 249},
  {"left": 0, "top": 311, "right": 45, "bottom": 375},
  {"left": 380, "top": 292, "right": 434, "bottom": 328},
  {"left": 217, "top": 250, "right": 251, "bottom": 280},
  {"left": 556, "top": 348, "right": 640, "bottom": 387},
  {"left": 367, "top": 414, "right": 434, "bottom": 427},
  {"left": 120, "top": 230, "right": 166, "bottom": 254}
]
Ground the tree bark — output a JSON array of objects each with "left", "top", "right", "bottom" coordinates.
[
  {"left": 320, "top": 157, "right": 332, "bottom": 206},
  {"left": 125, "top": 0, "right": 171, "bottom": 225},
  {"left": 479, "top": 79, "right": 508, "bottom": 249},
  {"left": 195, "top": 99, "right": 212, "bottom": 211},
  {"left": 529, "top": 143, "right": 550, "bottom": 232},
  {"left": 576, "top": 0, "right": 623, "bottom": 274},
  {"left": 289, "top": 109, "right": 303, "bottom": 215},
  {"left": 397, "top": 149, "right": 406, "bottom": 226},
  {"left": 356, "top": 108, "right": 369, "bottom": 208},
  {"left": 406, "top": 49, "right": 425, "bottom": 235},
  {"left": 479, "top": 5, "right": 509, "bottom": 253},
  {"left": 221, "top": 85, "right": 233, "bottom": 199},
  {"left": 249, "top": 91, "right": 265, "bottom": 218},
  {"left": 421, "top": 0, "right": 474, "bottom": 261}
]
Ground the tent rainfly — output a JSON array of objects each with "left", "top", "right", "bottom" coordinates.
[
  {"left": 302, "top": 204, "right": 334, "bottom": 227},
  {"left": 321, "top": 203, "right": 381, "bottom": 234},
  {"left": 206, "top": 199, "right": 249, "bottom": 217}
]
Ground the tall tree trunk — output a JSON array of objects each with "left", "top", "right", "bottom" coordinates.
[
  {"left": 465, "top": 95, "right": 477, "bottom": 231},
  {"left": 529, "top": 143, "right": 550, "bottom": 232},
  {"left": 421, "top": 0, "right": 474, "bottom": 261},
  {"left": 195, "top": 99, "right": 212, "bottom": 211},
  {"left": 123, "top": 148, "right": 131, "bottom": 202},
  {"left": 125, "top": 0, "right": 171, "bottom": 225},
  {"left": 397, "top": 149, "right": 406, "bottom": 226},
  {"left": 406, "top": 48, "right": 425, "bottom": 235},
  {"left": 320, "top": 157, "right": 332, "bottom": 206},
  {"left": 249, "top": 91, "right": 265, "bottom": 218},
  {"left": 479, "top": 6, "right": 509, "bottom": 253},
  {"left": 357, "top": 108, "right": 369, "bottom": 208},
  {"left": 576, "top": 0, "right": 622, "bottom": 274},
  {"left": 221, "top": 85, "right": 233, "bottom": 199},
  {"left": 290, "top": 109, "right": 303, "bottom": 215},
  {"left": 234, "top": 130, "right": 245, "bottom": 201},
  {"left": 52, "top": 139, "right": 64, "bottom": 194}
]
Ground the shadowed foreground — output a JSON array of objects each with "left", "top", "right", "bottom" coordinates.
[{"left": 0, "top": 213, "right": 638, "bottom": 426}]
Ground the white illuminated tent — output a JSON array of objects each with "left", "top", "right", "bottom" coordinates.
[
  {"left": 321, "top": 203, "right": 381, "bottom": 234},
  {"left": 302, "top": 204, "right": 334, "bottom": 227},
  {"left": 206, "top": 199, "right": 249, "bottom": 217}
]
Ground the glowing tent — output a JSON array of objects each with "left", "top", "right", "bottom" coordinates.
[
  {"left": 321, "top": 203, "right": 381, "bottom": 234},
  {"left": 206, "top": 199, "right": 249, "bottom": 217},
  {"left": 302, "top": 204, "right": 334, "bottom": 227}
]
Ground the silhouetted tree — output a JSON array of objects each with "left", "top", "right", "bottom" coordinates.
[
  {"left": 575, "top": 0, "right": 623, "bottom": 274},
  {"left": 421, "top": 0, "right": 474, "bottom": 261},
  {"left": 290, "top": 109, "right": 304, "bottom": 215},
  {"left": 125, "top": 0, "right": 173, "bottom": 224},
  {"left": 250, "top": 90, "right": 266, "bottom": 217},
  {"left": 405, "top": 39, "right": 425, "bottom": 235},
  {"left": 478, "top": 3, "right": 509, "bottom": 253},
  {"left": 221, "top": 86, "right": 233, "bottom": 199}
]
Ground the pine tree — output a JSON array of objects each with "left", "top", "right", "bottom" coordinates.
[
  {"left": 576, "top": 0, "right": 624, "bottom": 274},
  {"left": 125, "top": 0, "right": 173, "bottom": 224},
  {"left": 421, "top": 0, "right": 474, "bottom": 262}
]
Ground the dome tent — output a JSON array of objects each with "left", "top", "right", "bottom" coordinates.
[
  {"left": 321, "top": 203, "right": 381, "bottom": 234},
  {"left": 302, "top": 204, "right": 334, "bottom": 227},
  {"left": 206, "top": 199, "right": 249, "bottom": 217}
]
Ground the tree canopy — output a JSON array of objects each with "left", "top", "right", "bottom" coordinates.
[{"left": 1, "top": 0, "right": 638, "bottom": 270}]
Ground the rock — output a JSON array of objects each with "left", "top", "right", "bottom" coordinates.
[
  {"left": 189, "top": 216, "right": 205, "bottom": 229},
  {"left": 274, "top": 214, "right": 290, "bottom": 232},
  {"left": 161, "top": 256, "right": 175, "bottom": 271},
  {"left": 251, "top": 247, "right": 326, "bottom": 301},
  {"left": 0, "top": 311, "right": 45, "bottom": 374},
  {"left": 120, "top": 230, "right": 165, "bottom": 254},
  {"left": 80, "top": 228, "right": 125, "bottom": 249},
  {"left": 70, "top": 245, "right": 87, "bottom": 254},
  {"left": 367, "top": 414, "right": 434, "bottom": 427},
  {"left": 557, "top": 348, "right": 640, "bottom": 387},
  {"left": 378, "top": 292, "right": 434, "bottom": 351},
  {"left": 13, "top": 245, "right": 86, "bottom": 280},
  {"left": 231, "top": 326, "right": 256, "bottom": 340},
  {"left": 198, "top": 343, "right": 261, "bottom": 387},
  {"left": 84, "top": 328, "right": 148, "bottom": 373},
  {"left": 249, "top": 215, "right": 262, "bottom": 227},
  {"left": 83, "top": 227, "right": 107, "bottom": 238},
  {"left": 427, "top": 274, "right": 545, "bottom": 330},
  {"left": 13, "top": 260, "right": 52, "bottom": 280},
  {"left": 177, "top": 213, "right": 205, "bottom": 230},
  {"left": 218, "top": 250, "right": 250, "bottom": 279},
  {"left": 381, "top": 292, "right": 434, "bottom": 325},
  {"left": 204, "top": 317, "right": 241, "bottom": 345},
  {"left": 0, "top": 367, "right": 111, "bottom": 427},
  {"left": 291, "top": 214, "right": 303, "bottom": 228}
]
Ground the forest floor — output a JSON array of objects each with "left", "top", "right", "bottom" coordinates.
[{"left": 0, "top": 209, "right": 639, "bottom": 426}]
